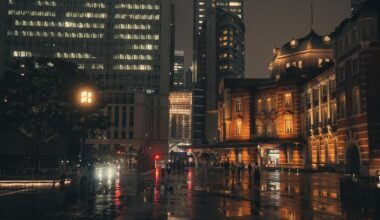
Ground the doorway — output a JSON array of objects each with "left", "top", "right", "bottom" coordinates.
[{"left": 346, "top": 145, "right": 360, "bottom": 174}]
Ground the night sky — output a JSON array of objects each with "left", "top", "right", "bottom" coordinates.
[{"left": 175, "top": 0, "right": 351, "bottom": 78}]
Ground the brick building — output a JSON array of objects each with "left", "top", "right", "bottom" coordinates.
[
  {"left": 217, "top": 29, "right": 334, "bottom": 169},
  {"left": 301, "top": 68, "right": 338, "bottom": 170},
  {"left": 332, "top": 0, "right": 380, "bottom": 175}
]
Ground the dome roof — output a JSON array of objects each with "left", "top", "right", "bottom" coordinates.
[{"left": 277, "top": 30, "right": 332, "bottom": 56}]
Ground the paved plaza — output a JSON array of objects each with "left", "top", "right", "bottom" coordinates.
[{"left": 0, "top": 169, "right": 365, "bottom": 219}]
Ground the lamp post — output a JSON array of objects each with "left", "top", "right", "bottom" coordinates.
[
  {"left": 78, "top": 88, "right": 95, "bottom": 198},
  {"left": 79, "top": 89, "right": 94, "bottom": 163}
]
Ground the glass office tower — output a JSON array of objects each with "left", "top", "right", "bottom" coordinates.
[{"left": 0, "top": 0, "right": 174, "bottom": 156}]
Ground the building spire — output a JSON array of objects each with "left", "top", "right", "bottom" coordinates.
[{"left": 310, "top": 0, "right": 314, "bottom": 31}]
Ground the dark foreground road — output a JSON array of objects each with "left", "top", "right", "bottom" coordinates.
[{"left": 0, "top": 169, "right": 368, "bottom": 219}]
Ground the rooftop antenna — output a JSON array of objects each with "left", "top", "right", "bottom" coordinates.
[{"left": 310, "top": 0, "right": 314, "bottom": 30}]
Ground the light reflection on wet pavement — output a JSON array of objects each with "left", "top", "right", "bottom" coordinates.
[{"left": 63, "top": 168, "right": 349, "bottom": 220}]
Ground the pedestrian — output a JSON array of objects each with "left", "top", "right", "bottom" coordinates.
[
  {"left": 161, "top": 161, "right": 166, "bottom": 177},
  {"left": 166, "top": 162, "right": 171, "bottom": 178},
  {"left": 231, "top": 162, "right": 236, "bottom": 180},
  {"left": 248, "top": 163, "right": 253, "bottom": 176},
  {"left": 254, "top": 163, "right": 261, "bottom": 186}
]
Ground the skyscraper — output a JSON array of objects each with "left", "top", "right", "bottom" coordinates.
[
  {"left": 0, "top": 0, "right": 174, "bottom": 156},
  {"left": 192, "top": 0, "right": 245, "bottom": 144},
  {"left": 172, "top": 50, "right": 185, "bottom": 90},
  {"left": 192, "top": 0, "right": 244, "bottom": 83}
]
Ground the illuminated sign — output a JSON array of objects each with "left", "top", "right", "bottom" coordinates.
[{"left": 268, "top": 149, "right": 280, "bottom": 154}]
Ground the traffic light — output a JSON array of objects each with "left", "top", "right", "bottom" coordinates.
[{"left": 155, "top": 155, "right": 160, "bottom": 160}]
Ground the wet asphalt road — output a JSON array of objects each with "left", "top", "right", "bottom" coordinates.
[{"left": 0, "top": 169, "right": 359, "bottom": 219}]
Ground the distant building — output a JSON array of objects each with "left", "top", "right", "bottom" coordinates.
[
  {"left": 0, "top": 0, "right": 174, "bottom": 159},
  {"left": 172, "top": 50, "right": 191, "bottom": 90},
  {"left": 217, "top": 30, "right": 334, "bottom": 169},
  {"left": 172, "top": 50, "right": 185, "bottom": 89},
  {"left": 192, "top": 1, "right": 245, "bottom": 144},
  {"left": 270, "top": 30, "right": 333, "bottom": 79},
  {"left": 192, "top": 0, "right": 244, "bottom": 83},
  {"left": 184, "top": 68, "right": 193, "bottom": 90},
  {"left": 214, "top": 0, "right": 380, "bottom": 175},
  {"left": 169, "top": 91, "right": 192, "bottom": 151}
]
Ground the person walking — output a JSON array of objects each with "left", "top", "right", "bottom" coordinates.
[
  {"left": 254, "top": 163, "right": 261, "bottom": 186},
  {"left": 248, "top": 163, "right": 253, "bottom": 176},
  {"left": 161, "top": 161, "right": 166, "bottom": 177},
  {"left": 166, "top": 161, "right": 171, "bottom": 178},
  {"left": 230, "top": 162, "right": 236, "bottom": 180},
  {"left": 236, "top": 162, "right": 241, "bottom": 183}
]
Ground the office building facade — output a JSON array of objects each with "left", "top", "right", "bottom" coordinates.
[
  {"left": 0, "top": 0, "right": 174, "bottom": 157},
  {"left": 172, "top": 50, "right": 191, "bottom": 90}
]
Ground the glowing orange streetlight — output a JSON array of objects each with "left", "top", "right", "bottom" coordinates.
[
  {"left": 77, "top": 88, "right": 95, "bottom": 166},
  {"left": 79, "top": 89, "right": 94, "bottom": 105}
]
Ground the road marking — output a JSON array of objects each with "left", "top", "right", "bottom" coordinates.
[{"left": 0, "top": 188, "right": 34, "bottom": 197}]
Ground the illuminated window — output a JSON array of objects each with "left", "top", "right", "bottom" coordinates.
[
  {"left": 323, "top": 35, "right": 331, "bottom": 43},
  {"left": 286, "top": 63, "right": 291, "bottom": 68},
  {"left": 266, "top": 121, "right": 274, "bottom": 136},
  {"left": 229, "top": 2, "right": 241, "bottom": 6},
  {"left": 114, "top": 3, "right": 160, "bottom": 10},
  {"left": 284, "top": 115, "right": 293, "bottom": 133},
  {"left": 318, "top": 58, "right": 323, "bottom": 67},
  {"left": 339, "top": 94, "right": 346, "bottom": 118},
  {"left": 284, "top": 93, "right": 292, "bottom": 107},
  {"left": 256, "top": 121, "right": 263, "bottom": 136},
  {"left": 236, "top": 120, "right": 242, "bottom": 136},
  {"left": 235, "top": 101, "right": 242, "bottom": 113},
  {"left": 266, "top": 98, "right": 272, "bottom": 111},
  {"left": 84, "top": 2, "right": 106, "bottom": 8},
  {"left": 298, "top": 61, "right": 303, "bottom": 68},
  {"left": 36, "top": 1, "right": 57, "bottom": 7},
  {"left": 257, "top": 99, "right": 262, "bottom": 112},
  {"left": 290, "top": 39, "right": 297, "bottom": 47},
  {"left": 352, "top": 86, "right": 361, "bottom": 115},
  {"left": 12, "top": 51, "right": 32, "bottom": 57},
  {"left": 114, "top": 13, "right": 159, "bottom": 20},
  {"left": 66, "top": 12, "right": 107, "bottom": 18},
  {"left": 322, "top": 107, "right": 328, "bottom": 125}
]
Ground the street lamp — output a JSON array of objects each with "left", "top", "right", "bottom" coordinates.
[
  {"left": 78, "top": 88, "right": 95, "bottom": 164},
  {"left": 78, "top": 88, "right": 96, "bottom": 197},
  {"left": 80, "top": 89, "right": 93, "bottom": 105}
]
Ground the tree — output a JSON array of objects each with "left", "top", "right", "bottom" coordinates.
[{"left": 0, "top": 57, "right": 108, "bottom": 174}]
